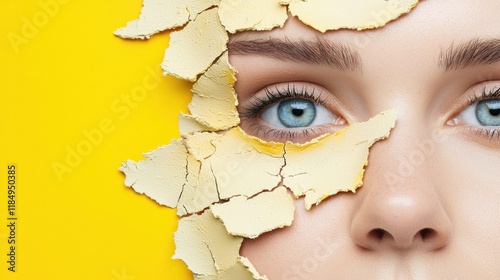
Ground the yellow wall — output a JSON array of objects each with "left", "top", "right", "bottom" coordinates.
[{"left": 1, "top": 0, "right": 193, "bottom": 279}]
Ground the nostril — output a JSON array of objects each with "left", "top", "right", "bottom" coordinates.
[
  {"left": 418, "top": 228, "right": 437, "bottom": 241},
  {"left": 369, "top": 228, "right": 387, "bottom": 241}
]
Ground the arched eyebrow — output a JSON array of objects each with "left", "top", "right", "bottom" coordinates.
[
  {"left": 439, "top": 38, "right": 500, "bottom": 71},
  {"left": 228, "top": 37, "right": 362, "bottom": 72}
]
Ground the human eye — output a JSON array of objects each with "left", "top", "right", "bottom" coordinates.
[
  {"left": 238, "top": 83, "right": 347, "bottom": 143},
  {"left": 448, "top": 86, "right": 500, "bottom": 139}
]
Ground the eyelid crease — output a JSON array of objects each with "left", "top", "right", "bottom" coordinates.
[
  {"left": 243, "top": 122, "right": 333, "bottom": 143},
  {"left": 466, "top": 86, "right": 500, "bottom": 106}
]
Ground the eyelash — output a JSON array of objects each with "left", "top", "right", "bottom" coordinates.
[
  {"left": 466, "top": 86, "right": 500, "bottom": 106},
  {"left": 239, "top": 84, "right": 327, "bottom": 119}
]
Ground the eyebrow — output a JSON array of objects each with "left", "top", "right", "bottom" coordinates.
[
  {"left": 439, "top": 38, "right": 500, "bottom": 71},
  {"left": 228, "top": 37, "right": 362, "bottom": 72}
]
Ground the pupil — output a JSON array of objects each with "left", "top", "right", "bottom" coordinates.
[
  {"left": 490, "top": 108, "right": 500, "bottom": 116},
  {"left": 292, "top": 108, "right": 304, "bottom": 117}
]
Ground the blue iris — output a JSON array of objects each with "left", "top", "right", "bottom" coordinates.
[
  {"left": 277, "top": 99, "right": 316, "bottom": 128},
  {"left": 476, "top": 99, "right": 500, "bottom": 126}
]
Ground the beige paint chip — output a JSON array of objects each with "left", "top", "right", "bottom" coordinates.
[
  {"left": 189, "top": 52, "right": 240, "bottom": 130},
  {"left": 194, "top": 257, "right": 268, "bottom": 280},
  {"left": 218, "top": 257, "right": 269, "bottom": 280},
  {"left": 174, "top": 127, "right": 286, "bottom": 215},
  {"left": 178, "top": 113, "right": 214, "bottom": 136},
  {"left": 176, "top": 154, "right": 219, "bottom": 216},
  {"left": 202, "top": 128, "right": 285, "bottom": 200},
  {"left": 114, "top": 0, "right": 189, "bottom": 39},
  {"left": 211, "top": 186, "right": 295, "bottom": 238},
  {"left": 283, "top": 110, "right": 397, "bottom": 209},
  {"left": 116, "top": 0, "right": 414, "bottom": 277},
  {"left": 219, "top": 0, "right": 288, "bottom": 33},
  {"left": 187, "top": 0, "right": 221, "bottom": 20},
  {"left": 173, "top": 209, "right": 243, "bottom": 275},
  {"left": 183, "top": 132, "right": 221, "bottom": 161},
  {"left": 119, "top": 140, "right": 187, "bottom": 207},
  {"left": 161, "top": 8, "right": 229, "bottom": 81},
  {"left": 120, "top": 110, "right": 397, "bottom": 278},
  {"left": 282, "top": 0, "right": 419, "bottom": 32}
]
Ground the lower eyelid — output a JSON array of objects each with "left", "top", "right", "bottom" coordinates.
[
  {"left": 461, "top": 126, "right": 500, "bottom": 147},
  {"left": 247, "top": 124, "right": 333, "bottom": 144}
]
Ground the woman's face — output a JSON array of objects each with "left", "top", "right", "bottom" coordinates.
[{"left": 229, "top": 0, "right": 500, "bottom": 278}]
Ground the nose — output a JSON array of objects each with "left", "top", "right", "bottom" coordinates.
[
  {"left": 350, "top": 126, "right": 452, "bottom": 251},
  {"left": 351, "top": 189, "right": 452, "bottom": 251}
]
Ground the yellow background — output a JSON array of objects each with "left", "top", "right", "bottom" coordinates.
[{"left": 1, "top": 0, "right": 193, "bottom": 279}]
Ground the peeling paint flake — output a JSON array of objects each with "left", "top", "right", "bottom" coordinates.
[
  {"left": 219, "top": 0, "right": 288, "bottom": 33},
  {"left": 282, "top": 0, "right": 419, "bottom": 32},
  {"left": 183, "top": 132, "right": 221, "bottom": 161},
  {"left": 178, "top": 113, "right": 214, "bottom": 136},
  {"left": 116, "top": 0, "right": 412, "bottom": 277},
  {"left": 161, "top": 8, "right": 229, "bottom": 81},
  {"left": 119, "top": 139, "right": 187, "bottom": 207},
  {"left": 194, "top": 256, "right": 268, "bottom": 280},
  {"left": 239, "top": 257, "right": 269, "bottom": 280},
  {"left": 189, "top": 52, "right": 240, "bottom": 130},
  {"left": 114, "top": 0, "right": 189, "bottom": 39},
  {"left": 211, "top": 186, "right": 295, "bottom": 238},
  {"left": 202, "top": 128, "right": 285, "bottom": 200},
  {"left": 176, "top": 154, "right": 219, "bottom": 216},
  {"left": 173, "top": 209, "right": 243, "bottom": 276},
  {"left": 283, "top": 110, "right": 397, "bottom": 209},
  {"left": 187, "top": 0, "right": 221, "bottom": 20}
]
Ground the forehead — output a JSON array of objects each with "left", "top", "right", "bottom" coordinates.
[{"left": 231, "top": 0, "right": 500, "bottom": 51}]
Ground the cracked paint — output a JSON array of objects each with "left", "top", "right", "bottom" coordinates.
[
  {"left": 120, "top": 110, "right": 396, "bottom": 278},
  {"left": 173, "top": 209, "right": 243, "bottom": 276},
  {"left": 119, "top": 139, "right": 186, "bottom": 207},
  {"left": 282, "top": 0, "right": 419, "bottom": 32},
  {"left": 178, "top": 114, "right": 214, "bottom": 136},
  {"left": 282, "top": 110, "right": 397, "bottom": 209},
  {"left": 218, "top": 0, "right": 288, "bottom": 33},
  {"left": 211, "top": 186, "right": 295, "bottom": 238},
  {"left": 114, "top": 0, "right": 189, "bottom": 39},
  {"left": 161, "top": 7, "right": 228, "bottom": 82},
  {"left": 189, "top": 51, "right": 240, "bottom": 130},
  {"left": 116, "top": 0, "right": 416, "bottom": 278},
  {"left": 187, "top": 0, "right": 221, "bottom": 20}
]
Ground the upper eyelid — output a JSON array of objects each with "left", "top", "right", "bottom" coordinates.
[
  {"left": 466, "top": 86, "right": 500, "bottom": 106},
  {"left": 263, "top": 85, "right": 327, "bottom": 105},
  {"left": 240, "top": 84, "right": 328, "bottom": 117}
]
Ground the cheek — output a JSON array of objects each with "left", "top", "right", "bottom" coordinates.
[
  {"left": 438, "top": 140, "right": 500, "bottom": 245},
  {"left": 240, "top": 128, "right": 500, "bottom": 277},
  {"left": 240, "top": 193, "right": 356, "bottom": 280},
  {"left": 435, "top": 140, "right": 500, "bottom": 275}
]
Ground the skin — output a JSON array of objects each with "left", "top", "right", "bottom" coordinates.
[{"left": 229, "top": 0, "right": 500, "bottom": 279}]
